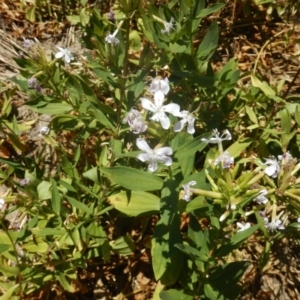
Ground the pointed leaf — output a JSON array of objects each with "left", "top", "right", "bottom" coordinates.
[
  {"left": 101, "top": 166, "right": 163, "bottom": 191},
  {"left": 108, "top": 191, "right": 160, "bottom": 216}
]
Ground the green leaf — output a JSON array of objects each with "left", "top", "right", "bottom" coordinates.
[
  {"left": 160, "top": 289, "right": 193, "bottom": 300},
  {"left": 280, "top": 107, "right": 291, "bottom": 134},
  {"left": 215, "top": 224, "right": 259, "bottom": 257},
  {"left": 251, "top": 74, "right": 276, "bottom": 97},
  {"left": 196, "top": 21, "right": 219, "bottom": 61},
  {"left": 51, "top": 115, "right": 84, "bottom": 131},
  {"left": 91, "top": 105, "right": 115, "bottom": 130},
  {"left": 82, "top": 167, "right": 101, "bottom": 184},
  {"left": 108, "top": 191, "right": 160, "bottom": 216},
  {"left": 295, "top": 105, "right": 300, "bottom": 126},
  {"left": 66, "top": 15, "right": 81, "bottom": 24},
  {"left": 0, "top": 284, "right": 19, "bottom": 300},
  {"left": 57, "top": 272, "right": 75, "bottom": 293},
  {"left": 204, "top": 284, "right": 220, "bottom": 299},
  {"left": 23, "top": 241, "right": 49, "bottom": 253},
  {"left": 152, "top": 179, "right": 183, "bottom": 285},
  {"left": 110, "top": 236, "right": 135, "bottom": 256},
  {"left": 129, "top": 30, "right": 142, "bottom": 51},
  {"left": 51, "top": 179, "right": 61, "bottom": 215},
  {"left": 245, "top": 105, "right": 258, "bottom": 124},
  {"left": 175, "top": 134, "right": 210, "bottom": 160},
  {"left": 226, "top": 138, "right": 253, "bottom": 158},
  {"left": 26, "top": 101, "right": 73, "bottom": 115},
  {"left": 208, "top": 261, "right": 250, "bottom": 299},
  {"left": 79, "top": 8, "right": 90, "bottom": 26},
  {"left": 30, "top": 228, "right": 66, "bottom": 236},
  {"left": 37, "top": 181, "right": 52, "bottom": 200},
  {"left": 26, "top": 5, "right": 35, "bottom": 22},
  {"left": 196, "top": 3, "right": 226, "bottom": 19},
  {"left": 186, "top": 196, "right": 207, "bottom": 212},
  {"left": 66, "top": 196, "right": 93, "bottom": 215},
  {"left": 174, "top": 243, "right": 208, "bottom": 263},
  {"left": 0, "top": 244, "right": 11, "bottom": 254},
  {"left": 101, "top": 166, "right": 163, "bottom": 191},
  {"left": 170, "top": 40, "right": 187, "bottom": 53}
]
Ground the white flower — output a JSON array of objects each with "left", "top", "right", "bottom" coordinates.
[
  {"left": 136, "top": 138, "right": 173, "bottom": 172},
  {"left": 0, "top": 198, "right": 5, "bottom": 209},
  {"left": 214, "top": 150, "right": 234, "bottom": 168},
  {"left": 278, "top": 151, "right": 296, "bottom": 169},
  {"left": 264, "top": 218, "right": 285, "bottom": 232},
  {"left": 201, "top": 129, "right": 232, "bottom": 144},
  {"left": 161, "top": 17, "right": 175, "bottom": 35},
  {"left": 174, "top": 111, "right": 196, "bottom": 134},
  {"left": 105, "top": 29, "right": 120, "bottom": 46},
  {"left": 38, "top": 126, "right": 50, "bottom": 136},
  {"left": 181, "top": 181, "right": 197, "bottom": 201},
  {"left": 19, "top": 178, "right": 31, "bottom": 186},
  {"left": 55, "top": 46, "right": 74, "bottom": 63},
  {"left": 23, "top": 38, "right": 34, "bottom": 49},
  {"left": 263, "top": 157, "right": 280, "bottom": 178},
  {"left": 237, "top": 222, "right": 251, "bottom": 232},
  {"left": 253, "top": 189, "right": 268, "bottom": 205},
  {"left": 141, "top": 91, "right": 180, "bottom": 129},
  {"left": 123, "top": 108, "right": 147, "bottom": 134},
  {"left": 149, "top": 78, "right": 170, "bottom": 95}
]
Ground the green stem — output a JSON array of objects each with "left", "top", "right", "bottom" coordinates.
[
  {"left": 117, "top": 15, "right": 132, "bottom": 133},
  {"left": 0, "top": 217, "right": 23, "bottom": 297}
]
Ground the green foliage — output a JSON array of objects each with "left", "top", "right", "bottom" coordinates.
[{"left": 2, "top": 0, "right": 300, "bottom": 298}]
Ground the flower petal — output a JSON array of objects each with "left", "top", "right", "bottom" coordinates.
[
  {"left": 55, "top": 46, "right": 65, "bottom": 52},
  {"left": 55, "top": 52, "right": 64, "bottom": 59},
  {"left": 154, "top": 91, "right": 164, "bottom": 107},
  {"left": 148, "top": 160, "right": 158, "bottom": 172},
  {"left": 160, "top": 156, "right": 172, "bottom": 166},
  {"left": 141, "top": 98, "right": 156, "bottom": 112},
  {"left": 173, "top": 119, "right": 186, "bottom": 132},
  {"left": 136, "top": 138, "right": 152, "bottom": 153},
  {"left": 155, "top": 146, "right": 173, "bottom": 156},
  {"left": 264, "top": 165, "right": 277, "bottom": 177},
  {"left": 159, "top": 113, "right": 170, "bottom": 129},
  {"left": 221, "top": 130, "right": 232, "bottom": 141},
  {"left": 187, "top": 119, "right": 195, "bottom": 134},
  {"left": 163, "top": 103, "right": 180, "bottom": 115},
  {"left": 137, "top": 153, "right": 150, "bottom": 162}
]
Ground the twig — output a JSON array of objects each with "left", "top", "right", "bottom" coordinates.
[
  {"left": 282, "top": 66, "right": 300, "bottom": 99},
  {"left": 253, "top": 29, "right": 287, "bottom": 75}
]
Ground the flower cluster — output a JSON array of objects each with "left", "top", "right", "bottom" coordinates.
[
  {"left": 105, "top": 29, "right": 120, "bottom": 46},
  {"left": 161, "top": 18, "right": 175, "bottom": 35},
  {"left": 214, "top": 150, "right": 234, "bottom": 169},
  {"left": 262, "top": 152, "right": 296, "bottom": 178},
  {"left": 201, "top": 129, "right": 232, "bottom": 151},
  {"left": 264, "top": 217, "right": 285, "bottom": 232},
  {"left": 19, "top": 178, "right": 31, "bottom": 186},
  {"left": 38, "top": 126, "right": 50, "bottom": 136},
  {"left": 253, "top": 189, "right": 268, "bottom": 205},
  {"left": 123, "top": 108, "right": 147, "bottom": 134},
  {"left": 263, "top": 157, "right": 280, "bottom": 178},
  {"left": 28, "top": 77, "right": 42, "bottom": 92},
  {"left": 136, "top": 138, "right": 173, "bottom": 173},
  {"left": 55, "top": 46, "right": 74, "bottom": 63},
  {"left": 23, "top": 38, "right": 34, "bottom": 49},
  {"left": 141, "top": 78, "right": 196, "bottom": 133},
  {"left": 236, "top": 222, "right": 251, "bottom": 232},
  {"left": 181, "top": 181, "right": 197, "bottom": 201}
]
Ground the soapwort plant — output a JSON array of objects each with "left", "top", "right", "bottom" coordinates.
[{"left": 1, "top": 0, "right": 300, "bottom": 299}]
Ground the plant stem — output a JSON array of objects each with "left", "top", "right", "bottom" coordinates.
[{"left": 0, "top": 217, "right": 23, "bottom": 297}]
